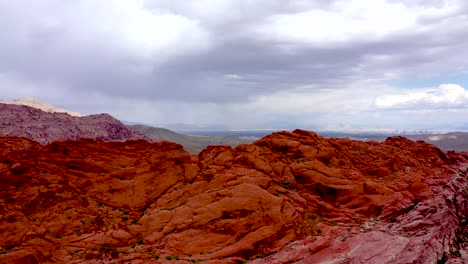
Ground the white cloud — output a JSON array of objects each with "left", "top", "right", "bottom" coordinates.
[
  {"left": 253, "top": 0, "right": 459, "bottom": 45},
  {"left": 223, "top": 74, "right": 242, "bottom": 80},
  {"left": 0, "top": 0, "right": 212, "bottom": 65},
  {"left": 236, "top": 82, "right": 394, "bottom": 117},
  {"left": 375, "top": 84, "right": 468, "bottom": 109}
]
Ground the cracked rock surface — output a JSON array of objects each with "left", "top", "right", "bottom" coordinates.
[{"left": 0, "top": 129, "right": 466, "bottom": 263}]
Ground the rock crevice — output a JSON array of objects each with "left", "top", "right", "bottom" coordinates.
[{"left": 0, "top": 129, "right": 467, "bottom": 263}]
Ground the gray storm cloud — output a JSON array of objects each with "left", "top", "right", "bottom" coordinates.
[{"left": 1, "top": 0, "right": 468, "bottom": 129}]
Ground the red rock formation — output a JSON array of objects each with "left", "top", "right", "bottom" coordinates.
[
  {"left": 0, "top": 129, "right": 466, "bottom": 263},
  {"left": 0, "top": 103, "right": 146, "bottom": 144}
]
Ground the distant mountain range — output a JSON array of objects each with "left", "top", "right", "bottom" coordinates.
[
  {"left": 405, "top": 132, "right": 468, "bottom": 152},
  {"left": 0, "top": 98, "right": 253, "bottom": 152},
  {"left": 128, "top": 124, "right": 253, "bottom": 154},
  {"left": 0, "top": 103, "right": 146, "bottom": 144},
  {"left": 183, "top": 130, "right": 468, "bottom": 152},
  {"left": 3, "top": 98, "right": 468, "bottom": 153}
]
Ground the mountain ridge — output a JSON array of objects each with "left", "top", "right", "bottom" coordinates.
[
  {"left": 0, "top": 103, "right": 146, "bottom": 144},
  {"left": 0, "top": 97, "right": 83, "bottom": 116}
]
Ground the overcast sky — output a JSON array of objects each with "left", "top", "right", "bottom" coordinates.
[{"left": 1, "top": 0, "right": 468, "bottom": 131}]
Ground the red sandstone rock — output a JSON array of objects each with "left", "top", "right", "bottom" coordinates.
[{"left": 0, "top": 129, "right": 466, "bottom": 263}]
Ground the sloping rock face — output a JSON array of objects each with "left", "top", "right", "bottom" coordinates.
[
  {"left": 0, "top": 103, "right": 146, "bottom": 144},
  {"left": 0, "top": 129, "right": 466, "bottom": 263},
  {"left": 0, "top": 98, "right": 83, "bottom": 117}
]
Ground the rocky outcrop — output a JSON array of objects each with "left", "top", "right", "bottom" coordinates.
[
  {"left": 0, "top": 129, "right": 466, "bottom": 263},
  {"left": 0, "top": 103, "right": 146, "bottom": 144}
]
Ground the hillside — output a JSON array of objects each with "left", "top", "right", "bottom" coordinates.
[
  {"left": 0, "top": 103, "right": 146, "bottom": 144},
  {"left": 129, "top": 124, "right": 253, "bottom": 154},
  {"left": 0, "top": 129, "right": 466, "bottom": 263},
  {"left": 0, "top": 98, "right": 83, "bottom": 116}
]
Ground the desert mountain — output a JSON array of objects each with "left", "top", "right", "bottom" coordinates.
[
  {"left": 0, "top": 129, "right": 466, "bottom": 263},
  {"left": 0, "top": 103, "right": 146, "bottom": 144},
  {"left": 0, "top": 98, "right": 83, "bottom": 117},
  {"left": 129, "top": 124, "right": 253, "bottom": 154},
  {"left": 406, "top": 132, "right": 468, "bottom": 152}
]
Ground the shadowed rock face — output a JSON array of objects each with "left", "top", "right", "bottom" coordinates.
[
  {"left": 0, "top": 129, "right": 466, "bottom": 263},
  {"left": 0, "top": 103, "right": 146, "bottom": 144}
]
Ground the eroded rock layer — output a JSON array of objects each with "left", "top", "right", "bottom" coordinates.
[{"left": 0, "top": 129, "right": 466, "bottom": 263}]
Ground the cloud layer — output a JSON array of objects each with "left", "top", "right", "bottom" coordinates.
[
  {"left": 376, "top": 84, "right": 468, "bottom": 109},
  {"left": 1, "top": 0, "right": 468, "bottom": 130}
]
